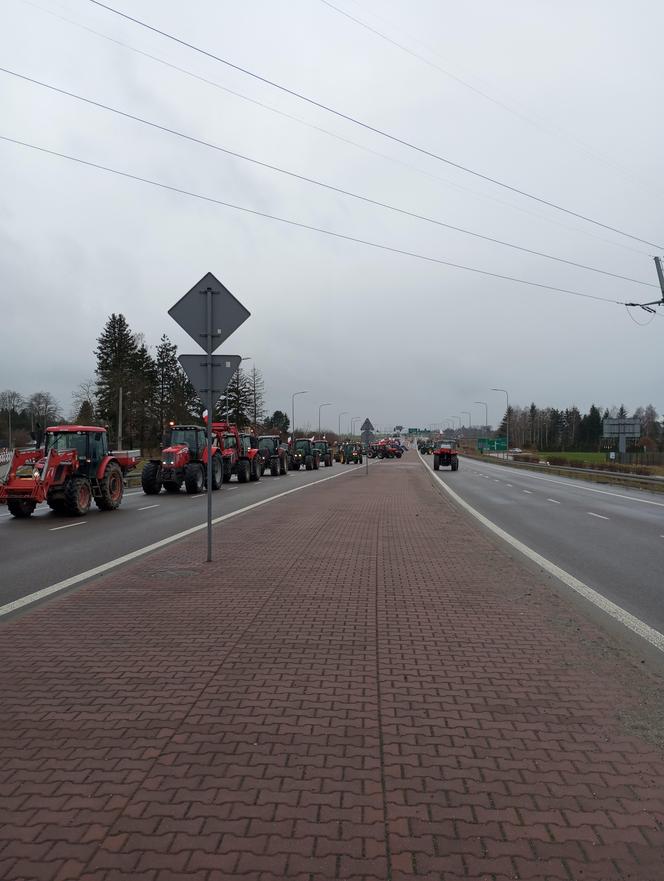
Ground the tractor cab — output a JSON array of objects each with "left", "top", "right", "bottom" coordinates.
[{"left": 42, "top": 427, "right": 108, "bottom": 476}]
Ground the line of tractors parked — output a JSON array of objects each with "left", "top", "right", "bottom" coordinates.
[{"left": 0, "top": 421, "right": 399, "bottom": 518}]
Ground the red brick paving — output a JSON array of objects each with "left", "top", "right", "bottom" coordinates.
[{"left": 1, "top": 457, "right": 664, "bottom": 880}]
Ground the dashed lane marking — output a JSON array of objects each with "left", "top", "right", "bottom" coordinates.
[
  {"left": 138, "top": 505, "right": 160, "bottom": 511},
  {"left": 522, "top": 490, "right": 533, "bottom": 494},
  {"left": 49, "top": 522, "right": 87, "bottom": 532},
  {"left": 547, "top": 498, "right": 561, "bottom": 504},
  {"left": 420, "top": 452, "right": 664, "bottom": 653},
  {"left": 470, "top": 464, "right": 664, "bottom": 508},
  {"left": 588, "top": 512, "right": 610, "bottom": 520},
  {"left": 0, "top": 465, "right": 364, "bottom": 618}
]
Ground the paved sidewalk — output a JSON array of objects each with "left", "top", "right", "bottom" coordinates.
[{"left": 2, "top": 457, "right": 664, "bottom": 881}]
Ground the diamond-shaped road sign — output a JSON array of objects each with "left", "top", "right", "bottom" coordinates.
[
  {"left": 178, "top": 355, "right": 242, "bottom": 404},
  {"left": 169, "top": 272, "right": 250, "bottom": 354}
]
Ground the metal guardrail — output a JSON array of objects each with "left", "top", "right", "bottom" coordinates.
[{"left": 461, "top": 453, "right": 664, "bottom": 493}]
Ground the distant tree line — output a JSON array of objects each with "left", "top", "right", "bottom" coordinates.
[
  {"left": 490, "top": 403, "right": 662, "bottom": 452},
  {"left": 0, "top": 313, "right": 292, "bottom": 450}
]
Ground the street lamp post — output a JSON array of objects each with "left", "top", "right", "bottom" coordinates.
[
  {"left": 291, "top": 390, "right": 308, "bottom": 441},
  {"left": 474, "top": 401, "right": 489, "bottom": 433},
  {"left": 318, "top": 402, "right": 332, "bottom": 436},
  {"left": 461, "top": 410, "right": 471, "bottom": 429},
  {"left": 338, "top": 410, "right": 348, "bottom": 438},
  {"left": 351, "top": 416, "right": 361, "bottom": 439},
  {"left": 491, "top": 388, "right": 509, "bottom": 457}
]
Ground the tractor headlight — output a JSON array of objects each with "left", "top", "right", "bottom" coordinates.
[{"left": 33, "top": 469, "right": 40, "bottom": 479}]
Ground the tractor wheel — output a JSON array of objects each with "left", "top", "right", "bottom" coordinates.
[
  {"left": 305, "top": 455, "right": 313, "bottom": 471},
  {"left": 142, "top": 461, "right": 162, "bottom": 495},
  {"left": 250, "top": 458, "right": 261, "bottom": 481},
  {"left": 433, "top": 455, "right": 440, "bottom": 470},
  {"left": 47, "top": 496, "right": 66, "bottom": 513},
  {"left": 64, "top": 477, "right": 92, "bottom": 516},
  {"left": 8, "top": 498, "right": 36, "bottom": 518},
  {"left": 452, "top": 460, "right": 459, "bottom": 471},
  {"left": 359, "top": 456, "right": 363, "bottom": 464},
  {"left": 279, "top": 455, "right": 288, "bottom": 475},
  {"left": 313, "top": 457, "right": 319, "bottom": 470},
  {"left": 270, "top": 458, "right": 280, "bottom": 477},
  {"left": 222, "top": 459, "right": 233, "bottom": 483},
  {"left": 95, "top": 463, "right": 124, "bottom": 510},
  {"left": 184, "top": 463, "right": 204, "bottom": 494},
  {"left": 211, "top": 454, "right": 223, "bottom": 490},
  {"left": 325, "top": 454, "right": 332, "bottom": 467},
  {"left": 163, "top": 480, "right": 182, "bottom": 493},
  {"left": 237, "top": 460, "right": 250, "bottom": 483}
]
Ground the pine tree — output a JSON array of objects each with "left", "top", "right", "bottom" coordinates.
[
  {"left": 154, "top": 335, "right": 180, "bottom": 431},
  {"left": 95, "top": 314, "right": 140, "bottom": 445},
  {"left": 75, "top": 400, "right": 96, "bottom": 424},
  {"left": 248, "top": 365, "right": 266, "bottom": 429},
  {"left": 264, "top": 410, "right": 290, "bottom": 435},
  {"left": 224, "top": 368, "right": 253, "bottom": 428},
  {"left": 129, "top": 342, "right": 159, "bottom": 448}
]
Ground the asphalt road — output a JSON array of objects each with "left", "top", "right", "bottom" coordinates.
[
  {"left": 422, "top": 453, "right": 664, "bottom": 634},
  {"left": 0, "top": 460, "right": 368, "bottom": 609}
]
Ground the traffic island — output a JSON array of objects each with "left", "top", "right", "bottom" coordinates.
[{"left": 1, "top": 456, "right": 664, "bottom": 880}]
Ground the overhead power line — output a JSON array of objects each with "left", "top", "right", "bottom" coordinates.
[
  {"left": 85, "top": 0, "right": 664, "bottom": 250},
  {"left": 19, "top": 0, "right": 651, "bottom": 257},
  {"left": 2, "top": 66, "right": 655, "bottom": 291},
  {"left": 318, "top": 0, "right": 663, "bottom": 199},
  {"left": 0, "top": 134, "right": 634, "bottom": 309}
]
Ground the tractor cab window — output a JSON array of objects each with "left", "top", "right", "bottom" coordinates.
[
  {"left": 89, "top": 432, "right": 108, "bottom": 461},
  {"left": 314, "top": 442, "right": 327, "bottom": 451},
  {"left": 240, "top": 435, "right": 257, "bottom": 454},
  {"left": 259, "top": 438, "right": 277, "bottom": 453},
  {"left": 294, "top": 439, "right": 309, "bottom": 452},
  {"left": 224, "top": 434, "right": 237, "bottom": 449},
  {"left": 44, "top": 431, "right": 89, "bottom": 459},
  {"left": 170, "top": 429, "right": 200, "bottom": 450}
]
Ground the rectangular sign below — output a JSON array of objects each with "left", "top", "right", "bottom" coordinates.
[{"left": 178, "top": 354, "right": 242, "bottom": 405}]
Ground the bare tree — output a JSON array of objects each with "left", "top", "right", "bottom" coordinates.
[
  {"left": 28, "top": 391, "right": 60, "bottom": 431},
  {"left": 0, "top": 389, "right": 25, "bottom": 447},
  {"left": 70, "top": 378, "right": 97, "bottom": 422}
]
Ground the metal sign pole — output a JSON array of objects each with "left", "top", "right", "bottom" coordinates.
[{"left": 206, "top": 286, "right": 213, "bottom": 563}]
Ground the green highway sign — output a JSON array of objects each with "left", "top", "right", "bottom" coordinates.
[{"left": 478, "top": 437, "right": 507, "bottom": 451}]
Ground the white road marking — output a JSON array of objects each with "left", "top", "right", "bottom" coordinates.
[
  {"left": 587, "top": 512, "right": 609, "bottom": 520},
  {"left": 547, "top": 498, "right": 561, "bottom": 504},
  {"left": 505, "top": 484, "right": 513, "bottom": 487},
  {"left": 0, "top": 465, "right": 364, "bottom": 618},
  {"left": 471, "top": 464, "right": 664, "bottom": 508},
  {"left": 493, "top": 479, "right": 500, "bottom": 483},
  {"left": 138, "top": 505, "right": 160, "bottom": 511},
  {"left": 522, "top": 490, "right": 533, "bottom": 494},
  {"left": 49, "top": 521, "right": 86, "bottom": 532},
  {"left": 420, "top": 452, "right": 664, "bottom": 654}
]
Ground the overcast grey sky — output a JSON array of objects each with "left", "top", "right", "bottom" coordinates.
[{"left": 1, "top": 0, "right": 663, "bottom": 431}]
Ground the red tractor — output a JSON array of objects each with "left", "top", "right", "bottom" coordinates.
[
  {"left": 213, "top": 422, "right": 262, "bottom": 483},
  {"left": 258, "top": 435, "right": 289, "bottom": 476},
  {"left": 433, "top": 439, "right": 459, "bottom": 471},
  {"left": 142, "top": 424, "right": 223, "bottom": 495},
  {"left": 0, "top": 425, "right": 139, "bottom": 518}
]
